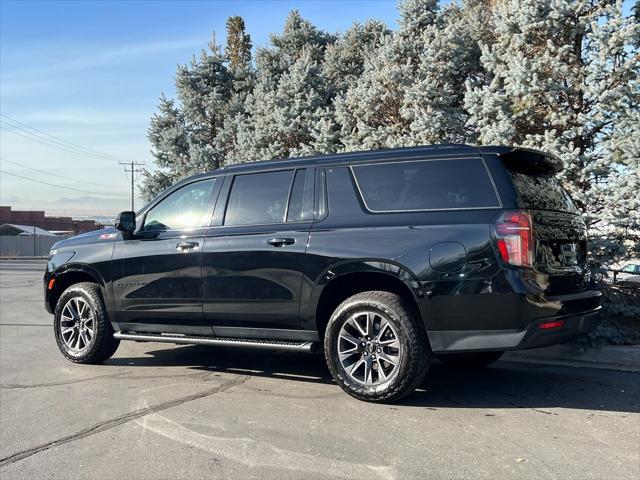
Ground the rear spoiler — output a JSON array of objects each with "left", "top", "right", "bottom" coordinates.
[{"left": 497, "top": 148, "right": 563, "bottom": 175}]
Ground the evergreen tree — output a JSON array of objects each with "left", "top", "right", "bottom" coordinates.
[
  {"left": 465, "top": 0, "right": 640, "bottom": 262},
  {"left": 142, "top": 35, "right": 232, "bottom": 198},
  {"left": 142, "top": 1, "right": 639, "bottom": 271},
  {"left": 225, "top": 11, "right": 336, "bottom": 163},
  {"left": 225, "top": 16, "right": 252, "bottom": 71},
  {"left": 322, "top": 20, "right": 390, "bottom": 94},
  {"left": 233, "top": 48, "right": 331, "bottom": 161},
  {"left": 335, "top": 0, "right": 476, "bottom": 150},
  {"left": 142, "top": 96, "right": 191, "bottom": 199}
]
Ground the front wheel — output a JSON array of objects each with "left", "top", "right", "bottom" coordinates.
[
  {"left": 324, "top": 291, "right": 430, "bottom": 403},
  {"left": 437, "top": 351, "right": 504, "bottom": 369},
  {"left": 54, "top": 282, "right": 120, "bottom": 364}
]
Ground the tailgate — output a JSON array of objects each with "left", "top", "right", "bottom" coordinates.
[{"left": 507, "top": 163, "right": 589, "bottom": 294}]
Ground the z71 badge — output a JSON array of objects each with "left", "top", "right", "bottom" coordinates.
[{"left": 98, "top": 233, "right": 117, "bottom": 240}]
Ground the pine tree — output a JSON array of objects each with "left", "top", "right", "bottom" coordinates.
[
  {"left": 226, "top": 16, "right": 252, "bottom": 71},
  {"left": 335, "top": 0, "right": 477, "bottom": 150},
  {"left": 465, "top": 0, "right": 640, "bottom": 262},
  {"left": 142, "top": 1, "right": 639, "bottom": 272},
  {"left": 398, "top": 0, "right": 438, "bottom": 38},
  {"left": 142, "top": 95, "right": 191, "bottom": 199},
  {"left": 234, "top": 48, "right": 331, "bottom": 161},
  {"left": 401, "top": 3, "right": 484, "bottom": 144},
  {"left": 323, "top": 20, "right": 390, "bottom": 94},
  {"left": 142, "top": 34, "right": 233, "bottom": 199},
  {"left": 224, "top": 11, "right": 336, "bottom": 163}
]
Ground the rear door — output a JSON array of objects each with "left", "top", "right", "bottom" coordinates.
[{"left": 202, "top": 167, "right": 314, "bottom": 334}]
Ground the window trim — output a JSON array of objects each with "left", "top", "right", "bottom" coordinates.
[
  {"left": 138, "top": 177, "right": 219, "bottom": 234},
  {"left": 349, "top": 157, "right": 503, "bottom": 214},
  {"left": 221, "top": 168, "right": 312, "bottom": 228},
  {"left": 285, "top": 168, "right": 311, "bottom": 223}
]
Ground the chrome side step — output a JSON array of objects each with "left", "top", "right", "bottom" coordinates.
[{"left": 113, "top": 331, "right": 317, "bottom": 352}]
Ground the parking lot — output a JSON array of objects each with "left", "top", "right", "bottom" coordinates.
[{"left": 1, "top": 259, "right": 639, "bottom": 479}]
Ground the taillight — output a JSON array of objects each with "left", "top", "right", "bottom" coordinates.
[{"left": 493, "top": 210, "right": 533, "bottom": 267}]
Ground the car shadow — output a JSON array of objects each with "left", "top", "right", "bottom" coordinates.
[{"left": 107, "top": 344, "right": 640, "bottom": 414}]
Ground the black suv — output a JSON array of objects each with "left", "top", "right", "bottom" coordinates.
[{"left": 44, "top": 145, "right": 601, "bottom": 402}]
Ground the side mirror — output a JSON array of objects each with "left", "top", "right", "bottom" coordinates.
[{"left": 115, "top": 211, "right": 136, "bottom": 234}]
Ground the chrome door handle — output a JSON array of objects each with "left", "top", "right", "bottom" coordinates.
[
  {"left": 176, "top": 241, "right": 199, "bottom": 251},
  {"left": 267, "top": 237, "right": 295, "bottom": 247}
]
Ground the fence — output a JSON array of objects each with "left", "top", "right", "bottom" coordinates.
[
  {"left": 596, "top": 269, "right": 640, "bottom": 287},
  {"left": 0, "top": 235, "right": 67, "bottom": 257},
  {"left": 610, "top": 270, "right": 640, "bottom": 286}
]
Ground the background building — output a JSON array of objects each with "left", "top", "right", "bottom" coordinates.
[{"left": 0, "top": 206, "right": 103, "bottom": 235}]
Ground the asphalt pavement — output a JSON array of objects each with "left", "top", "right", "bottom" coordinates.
[{"left": 1, "top": 259, "right": 638, "bottom": 479}]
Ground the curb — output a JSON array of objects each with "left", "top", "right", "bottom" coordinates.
[{"left": 503, "top": 344, "right": 640, "bottom": 372}]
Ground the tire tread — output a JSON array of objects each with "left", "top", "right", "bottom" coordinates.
[
  {"left": 324, "top": 291, "right": 430, "bottom": 403},
  {"left": 54, "top": 282, "right": 119, "bottom": 364}
]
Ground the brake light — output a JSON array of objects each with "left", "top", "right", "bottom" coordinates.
[
  {"left": 539, "top": 320, "right": 565, "bottom": 329},
  {"left": 493, "top": 210, "right": 533, "bottom": 267}
]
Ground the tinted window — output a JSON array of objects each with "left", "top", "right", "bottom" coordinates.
[
  {"left": 286, "top": 169, "right": 307, "bottom": 222},
  {"left": 510, "top": 172, "right": 578, "bottom": 214},
  {"left": 225, "top": 170, "right": 294, "bottom": 226},
  {"left": 143, "top": 178, "right": 216, "bottom": 231},
  {"left": 352, "top": 158, "right": 500, "bottom": 211}
]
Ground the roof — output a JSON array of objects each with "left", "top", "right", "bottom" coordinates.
[
  {"left": 217, "top": 144, "right": 486, "bottom": 175},
  {"left": 199, "top": 144, "right": 555, "bottom": 177},
  {"left": 146, "top": 144, "right": 559, "bottom": 213},
  {"left": 0, "top": 224, "right": 56, "bottom": 236}
]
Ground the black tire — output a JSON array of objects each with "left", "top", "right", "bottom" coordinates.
[
  {"left": 53, "top": 282, "right": 120, "bottom": 364},
  {"left": 324, "top": 291, "right": 430, "bottom": 403},
  {"left": 437, "top": 351, "right": 504, "bottom": 369}
]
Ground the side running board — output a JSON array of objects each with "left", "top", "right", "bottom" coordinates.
[{"left": 113, "top": 331, "right": 317, "bottom": 352}]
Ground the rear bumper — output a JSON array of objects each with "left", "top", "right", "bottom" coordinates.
[
  {"left": 429, "top": 306, "right": 601, "bottom": 353},
  {"left": 515, "top": 307, "right": 601, "bottom": 350}
]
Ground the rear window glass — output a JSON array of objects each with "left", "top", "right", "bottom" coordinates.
[
  {"left": 351, "top": 158, "right": 500, "bottom": 212},
  {"left": 509, "top": 172, "right": 578, "bottom": 213}
]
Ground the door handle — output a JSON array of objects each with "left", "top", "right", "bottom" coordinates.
[
  {"left": 267, "top": 237, "right": 295, "bottom": 247},
  {"left": 176, "top": 241, "right": 199, "bottom": 251}
]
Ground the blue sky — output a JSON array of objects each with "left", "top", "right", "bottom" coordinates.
[
  {"left": 0, "top": 0, "right": 634, "bottom": 217},
  {"left": 0, "top": 0, "right": 401, "bottom": 216}
]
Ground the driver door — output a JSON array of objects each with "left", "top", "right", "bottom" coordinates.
[{"left": 111, "top": 177, "right": 219, "bottom": 335}]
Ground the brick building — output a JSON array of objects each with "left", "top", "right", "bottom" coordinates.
[{"left": 0, "top": 206, "right": 102, "bottom": 234}]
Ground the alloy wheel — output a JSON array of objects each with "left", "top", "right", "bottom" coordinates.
[
  {"left": 59, "top": 297, "right": 95, "bottom": 354},
  {"left": 337, "top": 310, "right": 401, "bottom": 386}
]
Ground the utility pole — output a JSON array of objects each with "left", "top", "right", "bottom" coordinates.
[{"left": 120, "top": 161, "right": 145, "bottom": 211}]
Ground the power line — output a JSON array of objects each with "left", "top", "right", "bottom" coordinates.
[
  {"left": 0, "top": 156, "right": 125, "bottom": 190},
  {"left": 0, "top": 114, "right": 129, "bottom": 162},
  {"left": 120, "top": 161, "right": 145, "bottom": 211},
  {"left": 0, "top": 169, "right": 127, "bottom": 197},
  {"left": 0, "top": 125, "right": 126, "bottom": 163}
]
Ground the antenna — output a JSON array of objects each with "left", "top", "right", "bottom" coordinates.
[{"left": 120, "top": 161, "right": 145, "bottom": 211}]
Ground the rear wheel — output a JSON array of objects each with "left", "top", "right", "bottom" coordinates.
[
  {"left": 324, "top": 291, "right": 430, "bottom": 403},
  {"left": 54, "top": 282, "right": 119, "bottom": 364},
  {"left": 437, "top": 351, "right": 504, "bottom": 369}
]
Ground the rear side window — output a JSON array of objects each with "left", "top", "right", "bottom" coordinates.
[
  {"left": 509, "top": 172, "right": 578, "bottom": 214},
  {"left": 224, "top": 170, "right": 294, "bottom": 226},
  {"left": 351, "top": 158, "right": 500, "bottom": 212}
]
